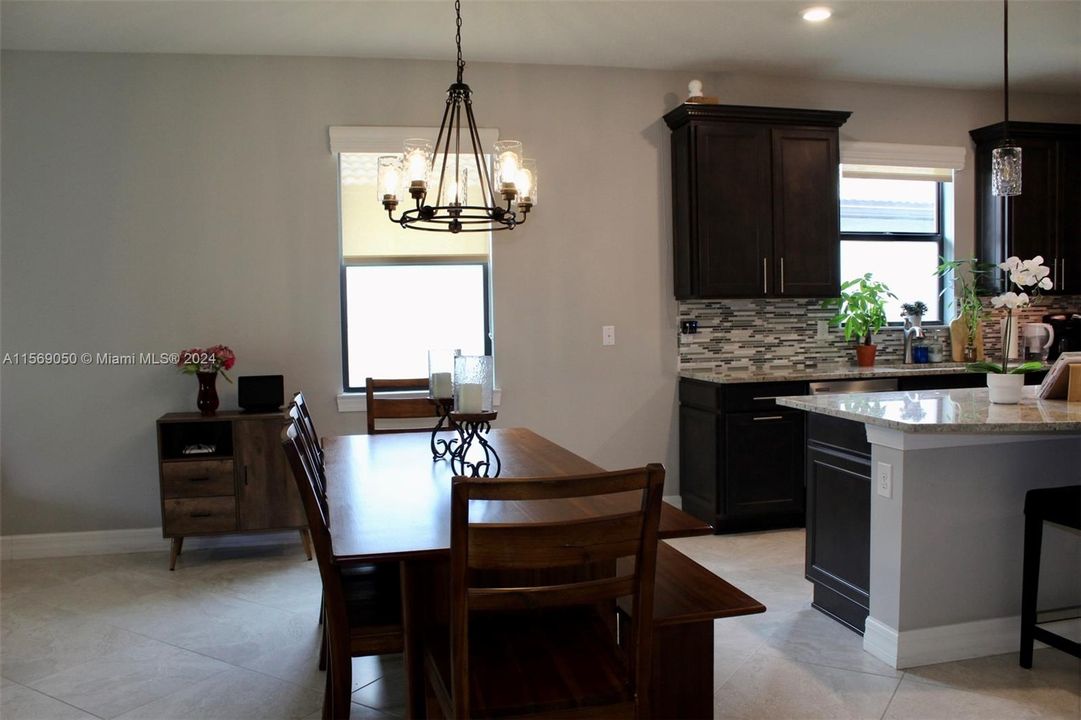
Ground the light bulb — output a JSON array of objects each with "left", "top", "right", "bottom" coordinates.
[
  {"left": 493, "top": 140, "right": 524, "bottom": 195},
  {"left": 402, "top": 138, "right": 432, "bottom": 187},
  {"left": 498, "top": 152, "right": 520, "bottom": 184},
  {"left": 801, "top": 6, "right": 832, "bottom": 22}
]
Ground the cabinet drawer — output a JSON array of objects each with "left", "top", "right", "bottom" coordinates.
[
  {"left": 162, "top": 460, "right": 235, "bottom": 498},
  {"left": 724, "top": 381, "right": 807, "bottom": 412},
  {"left": 163, "top": 496, "right": 237, "bottom": 535},
  {"left": 679, "top": 379, "right": 721, "bottom": 411}
]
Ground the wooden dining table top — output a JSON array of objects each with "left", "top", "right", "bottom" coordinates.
[{"left": 323, "top": 427, "right": 713, "bottom": 563}]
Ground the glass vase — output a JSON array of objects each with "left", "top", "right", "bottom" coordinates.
[
  {"left": 453, "top": 355, "right": 494, "bottom": 414},
  {"left": 196, "top": 372, "right": 219, "bottom": 416}
]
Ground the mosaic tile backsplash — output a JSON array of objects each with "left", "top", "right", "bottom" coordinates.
[{"left": 677, "top": 295, "right": 1081, "bottom": 373}]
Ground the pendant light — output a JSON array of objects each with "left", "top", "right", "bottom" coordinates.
[
  {"left": 378, "top": 0, "right": 536, "bottom": 233},
  {"left": 992, "top": 0, "right": 1021, "bottom": 197}
]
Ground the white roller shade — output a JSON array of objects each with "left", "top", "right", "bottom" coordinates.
[{"left": 840, "top": 142, "right": 966, "bottom": 182}]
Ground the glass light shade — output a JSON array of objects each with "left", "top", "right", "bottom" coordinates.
[
  {"left": 376, "top": 156, "right": 402, "bottom": 202},
  {"left": 427, "top": 348, "right": 460, "bottom": 399},
  {"left": 403, "top": 138, "right": 433, "bottom": 187},
  {"left": 453, "top": 354, "right": 494, "bottom": 413},
  {"left": 516, "top": 159, "right": 537, "bottom": 206},
  {"left": 494, "top": 140, "right": 523, "bottom": 189},
  {"left": 439, "top": 166, "right": 470, "bottom": 207},
  {"left": 992, "top": 145, "right": 1022, "bottom": 197}
]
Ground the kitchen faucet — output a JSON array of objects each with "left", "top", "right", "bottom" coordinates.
[{"left": 903, "top": 318, "right": 925, "bottom": 364}]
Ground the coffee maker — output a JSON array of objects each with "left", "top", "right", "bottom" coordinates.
[{"left": 1043, "top": 313, "right": 1081, "bottom": 361}]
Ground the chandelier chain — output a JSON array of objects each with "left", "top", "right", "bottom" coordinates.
[{"left": 455, "top": 0, "right": 464, "bottom": 84}]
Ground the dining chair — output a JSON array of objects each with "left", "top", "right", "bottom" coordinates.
[
  {"left": 282, "top": 424, "right": 405, "bottom": 720},
  {"left": 364, "top": 377, "right": 441, "bottom": 435},
  {"left": 422, "top": 465, "right": 666, "bottom": 719},
  {"left": 292, "top": 390, "right": 324, "bottom": 467}
]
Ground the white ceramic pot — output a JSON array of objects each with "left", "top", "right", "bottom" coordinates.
[{"left": 986, "top": 372, "right": 1024, "bottom": 404}]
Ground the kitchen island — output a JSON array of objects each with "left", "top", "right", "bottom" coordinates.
[{"left": 778, "top": 387, "right": 1081, "bottom": 669}]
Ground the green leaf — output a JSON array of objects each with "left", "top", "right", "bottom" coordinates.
[
  {"left": 966, "top": 361, "right": 1004, "bottom": 373},
  {"left": 1008, "top": 362, "right": 1043, "bottom": 375}
]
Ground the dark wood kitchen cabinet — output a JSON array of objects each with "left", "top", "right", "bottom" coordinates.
[
  {"left": 679, "top": 378, "right": 807, "bottom": 532},
  {"left": 971, "top": 122, "right": 1080, "bottom": 294},
  {"left": 664, "top": 104, "right": 851, "bottom": 299}
]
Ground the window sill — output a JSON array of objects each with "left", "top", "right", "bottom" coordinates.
[{"left": 337, "top": 388, "right": 503, "bottom": 414}]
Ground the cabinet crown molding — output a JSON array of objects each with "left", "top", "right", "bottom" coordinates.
[{"left": 663, "top": 103, "right": 851, "bottom": 131}]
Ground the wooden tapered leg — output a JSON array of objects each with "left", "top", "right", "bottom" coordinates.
[
  {"left": 299, "top": 528, "right": 314, "bottom": 561},
  {"left": 169, "top": 537, "right": 184, "bottom": 571},
  {"left": 329, "top": 647, "right": 352, "bottom": 720},
  {"left": 322, "top": 661, "right": 333, "bottom": 720}
]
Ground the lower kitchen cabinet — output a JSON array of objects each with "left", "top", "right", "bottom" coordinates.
[
  {"left": 679, "top": 378, "right": 808, "bottom": 532},
  {"left": 804, "top": 413, "right": 872, "bottom": 633}
]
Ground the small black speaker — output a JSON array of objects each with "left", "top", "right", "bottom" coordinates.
[{"left": 238, "top": 375, "right": 285, "bottom": 413}]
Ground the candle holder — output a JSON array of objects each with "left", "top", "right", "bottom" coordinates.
[
  {"left": 448, "top": 411, "right": 500, "bottom": 478},
  {"left": 428, "top": 397, "right": 458, "bottom": 460}
]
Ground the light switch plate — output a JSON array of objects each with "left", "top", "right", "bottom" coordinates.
[{"left": 602, "top": 325, "right": 616, "bottom": 346}]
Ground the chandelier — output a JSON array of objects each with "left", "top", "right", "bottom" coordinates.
[
  {"left": 992, "top": 0, "right": 1021, "bottom": 197},
  {"left": 377, "top": 0, "right": 536, "bottom": 233}
]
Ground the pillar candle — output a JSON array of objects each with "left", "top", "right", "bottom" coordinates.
[
  {"left": 458, "top": 383, "right": 483, "bottom": 413},
  {"left": 431, "top": 372, "right": 452, "bottom": 399}
]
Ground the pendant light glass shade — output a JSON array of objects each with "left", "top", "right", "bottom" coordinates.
[
  {"left": 377, "top": 156, "right": 403, "bottom": 205},
  {"left": 992, "top": 145, "right": 1022, "bottom": 196},
  {"left": 517, "top": 158, "right": 538, "bottom": 209}
]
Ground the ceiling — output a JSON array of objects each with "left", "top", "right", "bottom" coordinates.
[{"left": 2, "top": 0, "right": 1079, "bottom": 94}]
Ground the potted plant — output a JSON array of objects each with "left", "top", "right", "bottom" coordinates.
[
  {"left": 900, "top": 301, "right": 928, "bottom": 324},
  {"left": 936, "top": 259, "right": 989, "bottom": 362},
  {"left": 825, "top": 274, "right": 897, "bottom": 367},
  {"left": 967, "top": 256, "right": 1052, "bottom": 404}
]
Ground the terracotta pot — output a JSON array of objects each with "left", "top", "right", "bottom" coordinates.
[
  {"left": 196, "top": 371, "right": 219, "bottom": 416},
  {"left": 986, "top": 372, "right": 1024, "bottom": 404},
  {"left": 854, "top": 344, "right": 877, "bottom": 367}
]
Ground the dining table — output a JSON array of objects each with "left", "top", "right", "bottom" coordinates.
[{"left": 323, "top": 427, "right": 764, "bottom": 719}]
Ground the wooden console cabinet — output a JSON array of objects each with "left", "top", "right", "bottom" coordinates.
[{"left": 156, "top": 411, "right": 311, "bottom": 569}]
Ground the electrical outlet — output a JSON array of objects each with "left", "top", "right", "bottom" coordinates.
[
  {"left": 602, "top": 325, "right": 616, "bottom": 346},
  {"left": 817, "top": 320, "right": 830, "bottom": 340},
  {"left": 877, "top": 462, "right": 893, "bottom": 498}
]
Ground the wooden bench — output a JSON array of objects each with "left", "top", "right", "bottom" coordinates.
[{"left": 619, "top": 542, "right": 766, "bottom": 719}]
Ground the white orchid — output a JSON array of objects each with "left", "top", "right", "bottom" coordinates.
[
  {"left": 990, "top": 291, "right": 1030, "bottom": 310},
  {"left": 1000, "top": 255, "right": 1053, "bottom": 292}
]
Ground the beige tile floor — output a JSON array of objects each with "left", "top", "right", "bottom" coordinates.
[{"left": 1, "top": 530, "right": 1077, "bottom": 719}]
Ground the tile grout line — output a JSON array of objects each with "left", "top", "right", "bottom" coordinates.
[
  {"left": 879, "top": 670, "right": 906, "bottom": 720},
  {"left": 1, "top": 674, "right": 109, "bottom": 720}
]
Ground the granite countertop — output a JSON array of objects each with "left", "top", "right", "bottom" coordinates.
[
  {"left": 680, "top": 363, "right": 978, "bottom": 385},
  {"left": 776, "top": 387, "right": 1081, "bottom": 433}
]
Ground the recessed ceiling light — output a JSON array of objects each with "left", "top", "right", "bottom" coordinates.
[{"left": 801, "top": 6, "right": 832, "bottom": 22}]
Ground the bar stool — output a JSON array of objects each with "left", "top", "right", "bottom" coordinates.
[{"left": 1020, "top": 484, "right": 1081, "bottom": 669}]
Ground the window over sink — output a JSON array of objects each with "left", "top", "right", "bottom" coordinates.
[
  {"left": 839, "top": 171, "right": 950, "bottom": 324},
  {"left": 333, "top": 128, "right": 496, "bottom": 393}
]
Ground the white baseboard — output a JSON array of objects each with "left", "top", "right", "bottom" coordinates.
[
  {"left": 864, "top": 614, "right": 1026, "bottom": 668},
  {"left": 0, "top": 527, "right": 304, "bottom": 561},
  {"left": 663, "top": 495, "right": 682, "bottom": 509}
]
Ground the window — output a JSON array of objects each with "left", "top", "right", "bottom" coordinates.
[
  {"left": 337, "top": 147, "right": 493, "bottom": 392},
  {"left": 839, "top": 173, "right": 947, "bottom": 323}
]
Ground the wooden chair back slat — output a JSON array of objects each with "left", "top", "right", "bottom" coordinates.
[
  {"left": 286, "top": 403, "right": 327, "bottom": 508},
  {"left": 462, "top": 471, "right": 650, "bottom": 501},
  {"left": 467, "top": 575, "right": 636, "bottom": 613},
  {"left": 365, "top": 377, "right": 441, "bottom": 435},
  {"left": 467, "top": 512, "right": 644, "bottom": 570}
]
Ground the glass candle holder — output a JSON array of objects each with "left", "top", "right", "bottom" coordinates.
[
  {"left": 454, "top": 355, "right": 494, "bottom": 413},
  {"left": 428, "top": 348, "right": 460, "bottom": 399}
]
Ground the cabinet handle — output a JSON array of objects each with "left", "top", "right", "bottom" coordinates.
[
  {"left": 752, "top": 396, "right": 780, "bottom": 401},
  {"left": 780, "top": 257, "right": 785, "bottom": 294},
  {"left": 1061, "top": 257, "right": 1066, "bottom": 291},
  {"left": 753, "top": 415, "right": 785, "bottom": 422},
  {"left": 190, "top": 512, "right": 212, "bottom": 518},
  {"left": 762, "top": 257, "right": 768, "bottom": 294},
  {"left": 1054, "top": 257, "right": 1059, "bottom": 289},
  {"left": 188, "top": 477, "right": 209, "bottom": 483},
  {"left": 243, "top": 466, "right": 249, "bottom": 486}
]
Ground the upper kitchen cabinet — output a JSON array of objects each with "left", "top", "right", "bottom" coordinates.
[
  {"left": 971, "top": 121, "right": 1081, "bottom": 294},
  {"left": 664, "top": 104, "right": 851, "bottom": 299}
]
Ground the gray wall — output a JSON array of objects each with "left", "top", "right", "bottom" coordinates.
[{"left": 2, "top": 50, "right": 1077, "bottom": 534}]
